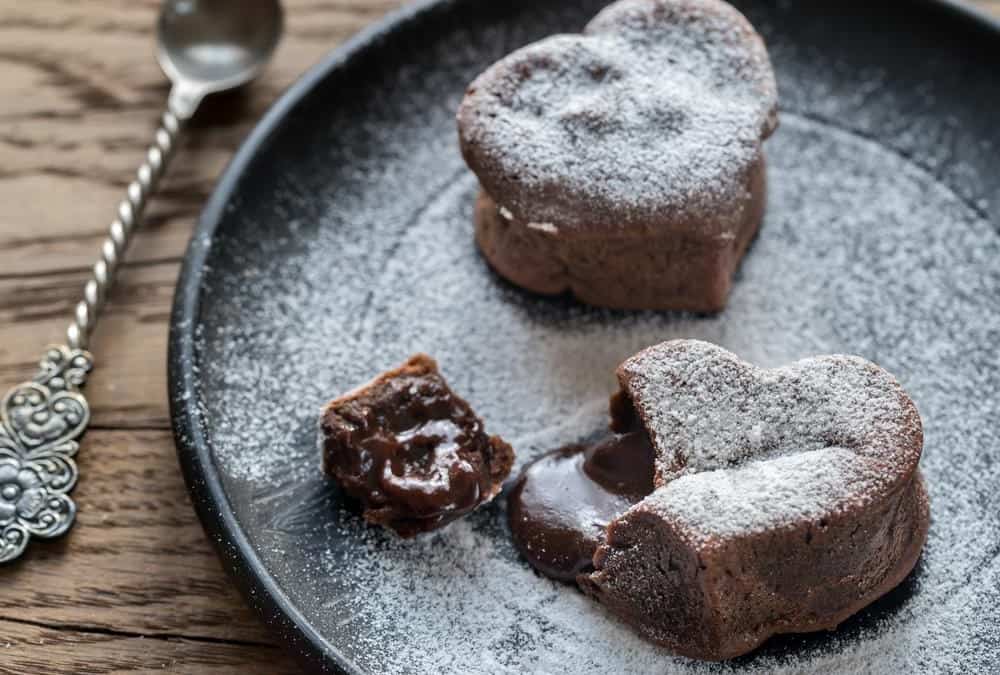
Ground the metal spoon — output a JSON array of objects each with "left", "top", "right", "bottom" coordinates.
[{"left": 0, "top": 0, "right": 283, "bottom": 563}]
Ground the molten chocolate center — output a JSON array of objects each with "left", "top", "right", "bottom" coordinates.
[
  {"left": 508, "top": 431, "right": 655, "bottom": 581},
  {"left": 324, "top": 378, "right": 486, "bottom": 521}
]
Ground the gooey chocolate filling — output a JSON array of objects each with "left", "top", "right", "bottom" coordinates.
[
  {"left": 508, "top": 431, "right": 655, "bottom": 581},
  {"left": 321, "top": 356, "right": 514, "bottom": 537}
]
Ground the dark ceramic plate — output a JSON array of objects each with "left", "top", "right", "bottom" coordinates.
[{"left": 169, "top": 1, "right": 1000, "bottom": 672}]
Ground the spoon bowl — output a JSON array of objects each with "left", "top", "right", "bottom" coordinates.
[{"left": 157, "top": 0, "right": 283, "bottom": 99}]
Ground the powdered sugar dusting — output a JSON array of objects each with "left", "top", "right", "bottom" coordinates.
[
  {"left": 651, "top": 447, "right": 880, "bottom": 541},
  {"left": 623, "top": 342, "right": 918, "bottom": 476},
  {"left": 459, "top": 0, "right": 776, "bottom": 232},
  {"left": 181, "top": 2, "right": 1000, "bottom": 671},
  {"left": 620, "top": 340, "right": 922, "bottom": 538},
  {"left": 618, "top": 340, "right": 919, "bottom": 540},
  {"left": 191, "top": 111, "right": 1000, "bottom": 672}
]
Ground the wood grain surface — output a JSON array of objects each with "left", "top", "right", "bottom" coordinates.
[{"left": 0, "top": 1, "right": 998, "bottom": 673}]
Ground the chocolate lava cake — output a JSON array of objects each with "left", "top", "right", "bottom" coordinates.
[
  {"left": 510, "top": 340, "right": 928, "bottom": 660},
  {"left": 458, "top": 0, "right": 778, "bottom": 311}
]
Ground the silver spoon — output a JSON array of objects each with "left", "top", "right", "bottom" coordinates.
[{"left": 0, "top": 0, "right": 283, "bottom": 563}]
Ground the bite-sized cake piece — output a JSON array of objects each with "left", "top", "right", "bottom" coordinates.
[
  {"left": 320, "top": 354, "right": 514, "bottom": 537},
  {"left": 458, "top": 0, "right": 778, "bottom": 311},
  {"left": 576, "top": 340, "right": 929, "bottom": 660}
]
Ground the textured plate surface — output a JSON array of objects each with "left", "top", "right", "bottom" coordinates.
[{"left": 169, "top": 1, "right": 1000, "bottom": 673}]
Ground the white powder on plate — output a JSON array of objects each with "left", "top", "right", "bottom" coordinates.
[
  {"left": 190, "top": 112, "right": 1000, "bottom": 672},
  {"left": 183, "top": 8, "right": 1000, "bottom": 672}
]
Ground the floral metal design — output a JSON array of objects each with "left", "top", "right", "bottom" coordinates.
[{"left": 0, "top": 345, "right": 92, "bottom": 563}]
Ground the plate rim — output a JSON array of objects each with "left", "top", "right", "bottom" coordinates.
[
  {"left": 168, "top": 2, "right": 448, "bottom": 672},
  {"left": 167, "top": 1, "right": 1000, "bottom": 673}
]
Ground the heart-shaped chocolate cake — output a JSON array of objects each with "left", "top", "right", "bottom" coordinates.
[
  {"left": 458, "top": 0, "right": 778, "bottom": 311},
  {"left": 511, "top": 340, "right": 928, "bottom": 660}
]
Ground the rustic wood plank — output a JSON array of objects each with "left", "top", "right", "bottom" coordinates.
[
  {"left": 0, "top": 619, "right": 299, "bottom": 675},
  {"left": 0, "top": 0, "right": 404, "bottom": 277},
  {"left": 0, "top": 263, "right": 176, "bottom": 429},
  {"left": 0, "top": 429, "right": 299, "bottom": 672},
  {"left": 0, "top": 430, "right": 269, "bottom": 640},
  {"left": 0, "top": 1, "right": 996, "bottom": 673},
  {"left": 0, "top": 1, "right": 402, "bottom": 671}
]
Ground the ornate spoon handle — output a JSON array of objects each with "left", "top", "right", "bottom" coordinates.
[
  {"left": 69, "top": 109, "right": 185, "bottom": 350},
  {"left": 0, "top": 105, "right": 187, "bottom": 563}
]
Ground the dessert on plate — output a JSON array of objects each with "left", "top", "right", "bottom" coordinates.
[
  {"left": 458, "top": 0, "right": 778, "bottom": 311},
  {"left": 320, "top": 354, "right": 514, "bottom": 537},
  {"left": 510, "top": 340, "right": 929, "bottom": 660}
]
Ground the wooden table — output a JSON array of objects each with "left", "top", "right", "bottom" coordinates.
[{"left": 0, "top": 1, "right": 997, "bottom": 672}]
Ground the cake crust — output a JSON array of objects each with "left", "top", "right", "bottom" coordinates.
[
  {"left": 579, "top": 340, "right": 929, "bottom": 660},
  {"left": 458, "top": 0, "right": 778, "bottom": 311}
]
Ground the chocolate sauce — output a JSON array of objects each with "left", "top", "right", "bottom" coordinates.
[{"left": 508, "top": 431, "right": 655, "bottom": 581}]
